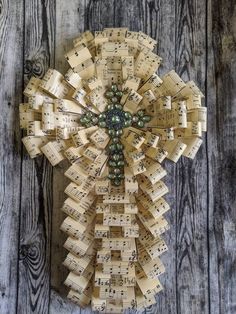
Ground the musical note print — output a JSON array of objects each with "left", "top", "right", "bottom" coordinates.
[{"left": 20, "top": 27, "right": 207, "bottom": 312}]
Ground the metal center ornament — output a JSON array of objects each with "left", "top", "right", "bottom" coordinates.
[{"left": 80, "top": 84, "right": 151, "bottom": 186}]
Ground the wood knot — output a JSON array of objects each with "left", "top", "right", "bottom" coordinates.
[
  {"left": 19, "top": 244, "right": 30, "bottom": 259},
  {"left": 24, "top": 59, "right": 44, "bottom": 78}
]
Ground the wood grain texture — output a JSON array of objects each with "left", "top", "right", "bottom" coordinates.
[
  {"left": 207, "top": 0, "right": 236, "bottom": 313},
  {"left": 0, "top": 0, "right": 235, "bottom": 313},
  {"left": 17, "top": 0, "right": 55, "bottom": 313},
  {"left": 174, "top": 1, "right": 209, "bottom": 313},
  {"left": 0, "top": 0, "right": 24, "bottom": 313}
]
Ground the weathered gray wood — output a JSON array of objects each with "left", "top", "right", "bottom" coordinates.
[
  {"left": 0, "top": 0, "right": 235, "bottom": 313},
  {"left": 0, "top": 1, "right": 24, "bottom": 313},
  {"left": 17, "top": 0, "right": 55, "bottom": 313},
  {"left": 50, "top": 290, "right": 93, "bottom": 314},
  {"left": 174, "top": 1, "right": 209, "bottom": 313},
  {"left": 175, "top": 0, "right": 209, "bottom": 311},
  {"left": 49, "top": 290, "right": 81, "bottom": 314},
  {"left": 207, "top": 1, "right": 236, "bottom": 313}
]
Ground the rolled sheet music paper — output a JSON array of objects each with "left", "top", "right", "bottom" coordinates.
[{"left": 19, "top": 28, "right": 207, "bottom": 313}]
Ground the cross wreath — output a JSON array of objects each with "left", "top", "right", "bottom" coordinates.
[{"left": 20, "top": 28, "right": 207, "bottom": 313}]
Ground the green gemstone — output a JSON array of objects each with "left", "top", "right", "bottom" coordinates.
[
  {"left": 107, "top": 104, "right": 115, "bottom": 110},
  {"left": 86, "top": 112, "right": 93, "bottom": 119},
  {"left": 111, "top": 84, "right": 118, "bottom": 92},
  {"left": 113, "top": 179, "right": 121, "bottom": 186},
  {"left": 142, "top": 115, "right": 151, "bottom": 122},
  {"left": 112, "top": 154, "right": 120, "bottom": 161},
  {"left": 79, "top": 117, "right": 86, "bottom": 124},
  {"left": 105, "top": 91, "right": 114, "bottom": 98},
  {"left": 132, "top": 115, "right": 139, "bottom": 122},
  {"left": 92, "top": 117, "right": 98, "bottom": 124},
  {"left": 112, "top": 137, "right": 119, "bottom": 144},
  {"left": 116, "top": 129, "right": 123, "bottom": 136},
  {"left": 109, "top": 144, "right": 116, "bottom": 151},
  {"left": 108, "top": 129, "right": 116, "bottom": 136},
  {"left": 114, "top": 104, "right": 123, "bottom": 110},
  {"left": 137, "top": 120, "right": 144, "bottom": 128},
  {"left": 108, "top": 173, "right": 116, "bottom": 179},
  {"left": 118, "top": 174, "right": 125, "bottom": 179},
  {"left": 124, "top": 120, "right": 132, "bottom": 127},
  {"left": 111, "top": 115, "right": 121, "bottom": 123},
  {"left": 116, "top": 143, "right": 124, "bottom": 151},
  {"left": 115, "top": 91, "right": 123, "bottom": 97},
  {"left": 99, "top": 121, "right": 107, "bottom": 128},
  {"left": 111, "top": 97, "right": 118, "bottom": 103},
  {"left": 99, "top": 113, "right": 106, "bottom": 120},
  {"left": 109, "top": 160, "right": 117, "bottom": 167},
  {"left": 124, "top": 112, "right": 132, "bottom": 119},
  {"left": 117, "top": 160, "right": 125, "bottom": 167},
  {"left": 114, "top": 168, "right": 121, "bottom": 175},
  {"left": 137, "top": 110, "right": 145, "bottom": 117},
  {"left": 80, "top": 115, "right": 86, "bottom": 121}
]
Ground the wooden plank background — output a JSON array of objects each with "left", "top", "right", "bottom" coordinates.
[{"left": 0, "top": 0, "right": 235, "bottom": 313}]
